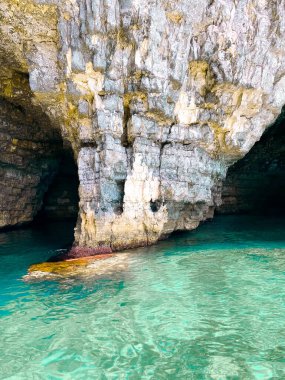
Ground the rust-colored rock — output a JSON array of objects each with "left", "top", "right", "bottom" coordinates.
[
  {"left": 49, "top": 246, "right": 113, "bottom": 261},
  {"left": 23, "top": 252, "right": 129, "bottom": 282}
]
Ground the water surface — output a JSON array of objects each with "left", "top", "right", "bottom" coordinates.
[{"left": 1, "top": 216, "right": 285, "bottom": 379}]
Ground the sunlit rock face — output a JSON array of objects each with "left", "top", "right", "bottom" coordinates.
[{"left": 1, "top": 1, "right": 285, "bottom": 249}]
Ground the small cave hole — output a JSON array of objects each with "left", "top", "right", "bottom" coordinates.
[
  {"left": 150, "top": 199, "right": 162, "bottom": 213},
  {"left": 113, "top": 180, "right": 125, "bottom": 215}
]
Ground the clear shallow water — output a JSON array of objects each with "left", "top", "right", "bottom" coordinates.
[{"left": 1, "top": 216, "right": 285, "bottom": 379}]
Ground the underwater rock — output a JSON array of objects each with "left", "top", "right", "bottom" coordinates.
[{"left": 23, "top": 253, "right": 129, "bottom": 282}]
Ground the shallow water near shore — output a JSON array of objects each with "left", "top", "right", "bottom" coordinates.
[{"left": 1, "top": 216, "right": 285, "bottom": 379}]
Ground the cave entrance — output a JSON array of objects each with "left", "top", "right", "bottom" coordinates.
[
  {"left": 218, "top": 109, "right": 285, "bottom": 216},
  {"left": 35, "top": 149, "right": 79, "bottom": 224},
  {"left": 0, "top": 96, "right": 79, "bottom": 233}
]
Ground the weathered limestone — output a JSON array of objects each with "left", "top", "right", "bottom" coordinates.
[{"left": 1, "top": 1, "right": 285, "bottom": 250}]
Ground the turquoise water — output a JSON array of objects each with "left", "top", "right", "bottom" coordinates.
[{"left": 1, "top": 216, "right": 285, "bottom": 379}]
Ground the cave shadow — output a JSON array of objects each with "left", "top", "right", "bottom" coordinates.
[{"left": 218, "top": 106, "right": 285, "bottom": 217}]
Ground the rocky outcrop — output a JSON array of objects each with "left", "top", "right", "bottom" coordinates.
[{"left": 1, "top": 1, "right": 285, "bottom": 250}]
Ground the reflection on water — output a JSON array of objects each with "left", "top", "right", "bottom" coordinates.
[{"left": 1, "top": 216, "right": 285, "bottom": 379}]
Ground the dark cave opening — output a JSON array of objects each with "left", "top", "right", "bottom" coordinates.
[
  {"left": 218, "top": 109, "right": 285, "bottom": 216},
  {"left": 35, "top": 149, "right": 79, "bottom": 224},
  {"left": 0, "top": 96, "right": 79, "bottom": 231},
  {"left": 112, "top": 180, "right": 125, "bottom": 215},
  {"left": 150, "top": 199, "right": 162, "bottom": 213}
]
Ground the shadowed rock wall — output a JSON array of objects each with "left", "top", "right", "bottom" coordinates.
[
  {"left": 1, "top": 0, "right": 285, "bottom": 251},
  {"left": 0, "top": 98, "right": 62, "bottom": 228},
  {"left": 219, "top": 111, "right": 285, "bottom": 215},
  {"left": 39, "top": 152, "right": 79, "bottom": 221}
]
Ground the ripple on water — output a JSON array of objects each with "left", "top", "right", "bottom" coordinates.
[{"left": 0, "top": 217, "right": 285, "bottom": 378}]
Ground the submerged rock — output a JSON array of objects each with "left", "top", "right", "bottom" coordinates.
[{"left": 23, "top": 253, "right": 129, "bottom": 282}]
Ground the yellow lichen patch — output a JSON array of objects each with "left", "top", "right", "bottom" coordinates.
[
  {"left": 188, "top": 60, "right": 215, "bottom": 96},
  {"left": 208, "top": 121, "right": 227, "bottom": 149},
  {"left": 117, "top": 28, "right": 130, "bottom": 48},
  {"left": 4, "top": 0, "right": 56, "bottom": 17},
  {"left": 207, "top": 121, "right": 242, "bottom": 159},
  {"left": 63, "top": 12, "right": 71, "bottom": 21},
  {"left": 202, "top": 102, "right": 216, "bottom": 110},
  {"left": 123, "top": 91, "right": 148, "bottom": 109},
  {"left": 145, "top": 110, "right": 173, "bottom": 125},
  {"left": 166, "top": 11, "right": 184, "bottom": 24},
  {"left": 0, "top": 68, "right": 31, "bottom": 101},
  {"left": 133, "top": 70, "right": 143, "bottom": 81},
  {"left": 1, "top": 0, "right": 58, "bottom": 41},
  {"left": 66, "top": 102, "right": 79, "bottom": 120},
  {"left": 189, "top": 60, "right": 211, "bottom": 77},
  {"left": 132, "top": 70, "right": 146, "bottom": 82}
]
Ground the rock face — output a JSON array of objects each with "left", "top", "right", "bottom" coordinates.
[
  {"left": 1, "top": 1, "right": 285, "bottom": 250},
  {"left": 0, "top": 97, "right": 61, "bottom": 227},
  {"left": 0, "top": 96, "right": 79, "bottom": 228}
]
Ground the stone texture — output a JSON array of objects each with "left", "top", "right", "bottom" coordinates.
[
  {"left": 1, "top": 0, "right": 285, "bottom": 250},
  {"left": 0, "top": 98, "right": 61, "bottom": 227}
]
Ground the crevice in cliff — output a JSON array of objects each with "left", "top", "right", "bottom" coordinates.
[
  {"left": 121, "top": 102, "right": 131, "bottom": 148},
  {"left": 158, "top": 123, "right": 174, "bottom": 204},
  {"left": 218, "top": 107, "right": 285, "bottom": 216},
  {"left": 112, "top": 179, "right": 125, "bottom": 215},
  {"left": 80, "top": 141, "right": 97, "bottom": 148}
]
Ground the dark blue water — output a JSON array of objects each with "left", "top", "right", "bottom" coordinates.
[{"left": 1, "top": 216, "right": 285, "bottom": 379}]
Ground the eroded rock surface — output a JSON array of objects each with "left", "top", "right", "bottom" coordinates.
[{"left": 1, "top": 1, "right": 285, "bottom": 249}]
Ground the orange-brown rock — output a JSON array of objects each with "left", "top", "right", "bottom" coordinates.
[{"left": 23, "top": 252, "right": 128, "bottom": 282}]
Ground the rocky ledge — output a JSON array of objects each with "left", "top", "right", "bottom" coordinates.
[{"left": 1, "top": 1, "right": 285, "bottom": 254}]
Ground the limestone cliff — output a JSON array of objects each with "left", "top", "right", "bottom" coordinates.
[{"left": 1, "top": 0, "right": 285, "bottom": 251}]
